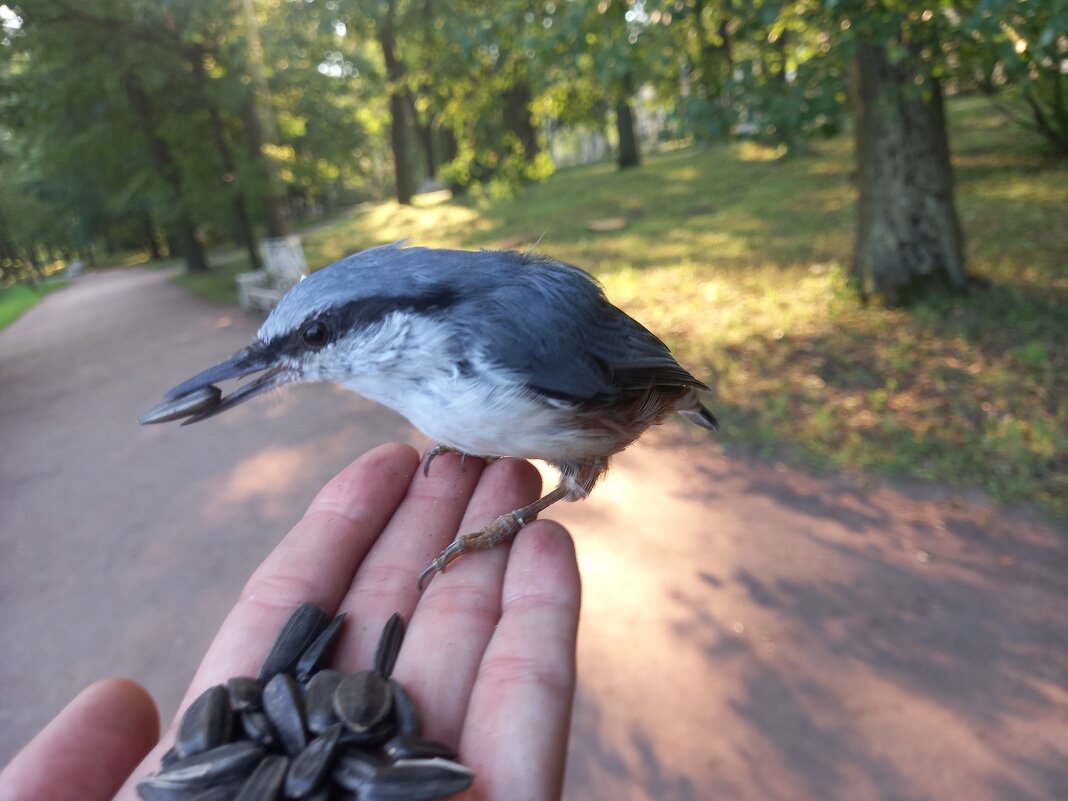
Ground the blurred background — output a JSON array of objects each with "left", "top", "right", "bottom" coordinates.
[{"left": 1, "top": 2, "right": 1066, "bottom": 799}]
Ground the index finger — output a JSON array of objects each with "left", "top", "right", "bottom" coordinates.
[{"left": 116, "top": 442, "right": 420, "bottom": 799}]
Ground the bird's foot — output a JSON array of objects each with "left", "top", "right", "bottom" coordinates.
[
  {"left": 422, "top": 444, "right": 468, "bottom": 477},
  {"left": 417, "top": 510, "right": 526, "bottom": 590},
  {"left": 422, "top": 444, "right": 498, "bottom": 477}
]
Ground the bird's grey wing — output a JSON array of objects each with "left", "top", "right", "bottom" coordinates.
[{"left": 476, "top": 287, "right": 706, "bottom": 403}]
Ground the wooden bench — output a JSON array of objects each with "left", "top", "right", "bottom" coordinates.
[{"left": 236, "top": 236, "right": 309, "bottom": 312}]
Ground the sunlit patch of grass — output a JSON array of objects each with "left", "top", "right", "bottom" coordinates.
[
  {"left": 173, "top": 96, "right": 1068, "bottom": 516},
  {"left": 736, "top": 141, "right": 788, "bottom": 161}
]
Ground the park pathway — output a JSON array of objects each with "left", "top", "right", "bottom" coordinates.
[{"left": 1, "top": 267, "right": 1066, "bottom": 801}]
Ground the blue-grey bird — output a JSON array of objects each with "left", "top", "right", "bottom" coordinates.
[{"left": 141, "top": 243, "right": 718, "bottom": 587}]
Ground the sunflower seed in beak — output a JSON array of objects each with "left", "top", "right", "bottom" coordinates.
[{"left": 139, "top": 385, "right": 222, "bottom": 425}]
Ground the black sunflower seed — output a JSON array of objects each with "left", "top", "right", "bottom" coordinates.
[
  {"left": 262, "top": 673, "right": 308, "bottom": 756},
  {"left": 188, "top": 783, "right": 245, "bottom": 801},
  {"left": 139, "top": 385, "right": 222, "bottom": 425},
  {"left": 337, "top": 715, "right": 395, "bottom": 747},
  {"left": 259, "top": 604, "right": 330, "bottom": 682},
  {"left": 160, "top": 745, "right": 181, "bottom": 769},
  {"left": 233, "top": 753, "right": 288, "bottom": 801},
  {"left": 295, "top": 613, "right": 346, "bottom": 681},
  {"left": 176, "top": 686, "right": 233, "bottom": 759},
  {"left": 304, "top": 669, "right": 344, "bottom": 735},
  {"left": 136, "top": 781, "right": 200, "bottom": 801},
  {"left": 330, "top": 749, "right": 383, "bottom": 792},
  {"left": 284, "top": 722, "right": 342, "bottom": 798},
  {"left": 383, "top": 734, "right": 456, "bottom": 761},
  {"left": 333, "top": 671, "right": 392, "bottom": 734},
  {"left": 226, "top": 677, "right": 263, "bottom": 712},
  {"left": 372, "top": 613, "right": 405, "bottom": 678},
  {"left": 240, "top": 709, "right": 279, "bottom": 748},
  {"left": 359, "top": 758, "right": 474, "bottom": 801},
  {"left": 142, "top": 741, "right": 264, "bottom": 791},
  {"left": 145, "top": 605, "right": 474, "bottom": 800},
  {"left": 388, "top": 680, "right": 421, "bottom": 738}
]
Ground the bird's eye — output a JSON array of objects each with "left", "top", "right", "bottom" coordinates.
[{"left": 300, "top": 320, "right": 331, "bottom": 348}]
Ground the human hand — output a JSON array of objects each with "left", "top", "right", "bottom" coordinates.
[{"left": 0, "top": 443, "right": 581, "bottom": 801}]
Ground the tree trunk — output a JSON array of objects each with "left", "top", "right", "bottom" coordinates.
[
  {"left": 693, "top": 0, "right": 733, "bottom": 103},
  {"left": 379, "top": 0, "right": 416, "bottom": 205},
  {"left": 141, "top": 214, "right": 162, "bottom": 261},
  {"left": 404, "top": 92, "right": 437, "bottom": 181},
  {"left": 164, "top": 232, "right": 179, "bottom": 259},
  {"left": 851, "top": 42, "right": 967, "bottom": 306},
  {"left": 240, "top": 97, "right": 287, "bottom": 238},
  {"left": 504, "top": 80, "right": 540, "bottom": 161},
  {"left": 387, "top": 92, "right": 415, "bottom": 203},
  {"left": 441, "top": 127, "right": 466, "bottom": 194},
  {"left": 24, "top": 248, "right": 43, "bottom": 283},
  {"left": 615, "top": 93, "right": 641, "bottom": 169},
  {"left": 120, "top": 73, "right": 208, "bottom": 273},
  {"left": 239, "top": 0, "right": 287, "bottom": 237},
  {"left": 192, "top": 54, "right": 261, "bottom": 270},
  {"left": 1022, "top": 80, "right": 1068, "bottom": 156},
  {"left": 421, "top": 118, "right": 436, "bottom": 181}
]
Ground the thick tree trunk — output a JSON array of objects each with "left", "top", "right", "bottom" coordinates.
[
  {"left": 379, "top": 0, "right": 416, "bottom": 205},
  {"left": 121, "top": 73, "right": 208, "bottom": 273},
  {"left": 615, "top": 94, "right": 641, "bottom": 169},
  {"left": 851, "top": 42, "right": 967, "bottom": 306}
]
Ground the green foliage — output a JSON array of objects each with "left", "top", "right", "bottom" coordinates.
[
  {"left": 2, "top": 0, "right": 1064, "bottom": 266},
  {"left": 0, "top": 280, "right": 66, "bottom": 331},
  {"left": 955, "top": 0, "right": 1068, "bottom": 153},
  {"left": 633, "top": 0, "right": 853, "bottom": 150}
]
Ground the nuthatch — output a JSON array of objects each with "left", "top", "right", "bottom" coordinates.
[{"left": 142, "top": 244, "right": 718, "bottom": 587}]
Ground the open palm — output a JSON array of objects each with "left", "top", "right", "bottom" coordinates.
[{"left": 1, "top": 443, "right": 581, "bottom": 801}]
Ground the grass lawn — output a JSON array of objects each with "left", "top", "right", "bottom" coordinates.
[
  {"left": 177, "top": 96, "right": 1068, "bottom": 516},
  {"left": 0, "top": 281, "right": 68, "bottom": 332}
]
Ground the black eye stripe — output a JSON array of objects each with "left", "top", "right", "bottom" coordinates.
[{"left": 267, "top": 287, "right": 459, "bottom": 359}]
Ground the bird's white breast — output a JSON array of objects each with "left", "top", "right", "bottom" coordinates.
[{"left": 318, "top": 312, "right": 618, "bottom": 461}]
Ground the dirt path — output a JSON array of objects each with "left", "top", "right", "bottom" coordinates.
[{"left": 1, "top": 268, "right": 1065, "bottom": 800}]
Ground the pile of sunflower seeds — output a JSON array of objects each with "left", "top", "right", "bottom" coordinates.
[{"left": 137, "top": 603, "right": 473, "bottom": 801}]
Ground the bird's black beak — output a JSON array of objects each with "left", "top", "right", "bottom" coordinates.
[{"left": 139, "top": 343, "right": 291, "bottom": 426}]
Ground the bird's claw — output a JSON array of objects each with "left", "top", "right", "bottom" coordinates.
[
  {"left": 416, "top": 511, "right": 526, "bottom": 591},
  {"left": 417, "top": 539, "right": 467, "bottom": 591},
  {"left": 422, "top": 444, "right": 467, "bottom": 477}
]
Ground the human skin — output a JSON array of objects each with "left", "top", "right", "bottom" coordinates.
[{"left": 0, "top": 443, "right": 581, "bottom": 801}]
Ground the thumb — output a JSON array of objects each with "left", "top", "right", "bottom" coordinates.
[{"left": 0, "top": 678, "right": 159, "bottom": 801}]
